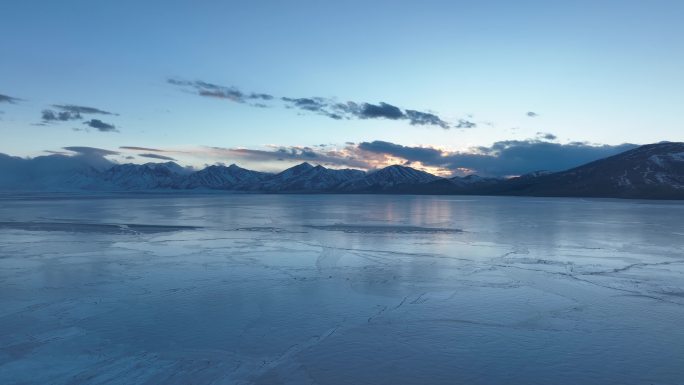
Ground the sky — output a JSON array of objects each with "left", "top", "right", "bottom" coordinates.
[{"left": 1, "top": 0, "right": 682, "bottom": 176}]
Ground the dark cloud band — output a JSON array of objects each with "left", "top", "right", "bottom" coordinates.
[
  {"left": 215, "top": 138, "right": 636, "bottom": 177},
  {"left": 357, "top": 139, "right": 637, "bottom": 176},
  {"left": 120, "top": 146, "right": 166, "bottom": 152},
  {"left": 43, "top": 137, "right": 639, "bottom": 178},
  {"left": 0, "top": 93, "right": 22, "bottom": 104},
  {"left": 138, "top": 153, "right": 177, "bottom": 161},
  {"left": 84, "top": 119, "right": 117, "bottom": 132},
  {"left": 40, "top": 104, "right": 119, "bottom": 132},
  {"left": 63, "top": 146, "right": 119, "bottom": 156},
  {"left": 53, "top": 104, "right": 116, "bottom": 115},
  {"left": 169, "top": 78, "right": 466, "bottom": 128},
  {"left": 169, "top": 79, "right": 275, "bottom": 104}
]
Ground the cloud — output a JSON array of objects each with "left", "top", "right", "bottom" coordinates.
[
  {"left": 527, "top": 111, "right": 539, "bottom": 117},
  {"left": 119, "top": 146, "right": 166, "bottom": 152},
  {"left": 355, "top": 139, "right": 637, "bottom": 176},
  {"left": 56, "top": 146, "right": 119, "bottom": 171},
  {"left": 0, "top": 93, "right": 22, "bottom": 104},
  {"left": 169, "top": 78, "right": 460, "bottom": 128},
  {"left": 454, "top": 119, "right": 477, "bottom": 128},
  {"left": 357, "top": 141, "right": 443, "bottom": 165},
  {"left": 27, "top": 135, "right": 639, "bottom": 179},
  {"left": 118, "top": 146, "right": 193, "bottom": 159},
  {"left": 224, "top": 146, "right": 317, "bottom": 161},
  {"left": 63, "top": 146, "right": 119, "bottom": 157},
  {"left": 282, "top": 97, "right": 329, "bottom": 112},
  {"left": 405, "top": 110, "right": 449, "bottom": 128},
  {"left": 536, "top": 132, "right": 557, "bottom": 140},
  {"left": 131, "top": 135, "right": 636, "bottom": 177},
  {"left": 41, "top": 104, "right": 119, "bottom": 130},
  {"left": 42, "top": 109, "right": 81, "bottom": 121},
  {"left": 358, "top": 102, "right": 404, "bottom": 120},
  {"left": 138, "top": 153, "right": 177, "bottom": 161},
  {"left": 282, "top": 98, "right": 456, "bottom": 128},
  {"left": 200, "top": 145, "right": 370, "bottom": 169},
  {"left": 282, "top": 98, "right": 346, "bottom": 120},
  {"left": 168, "top": 79, "right": 275, "bottom": 104},
  {"left": 193, "top": 138, "right": 633, "bottom": 177},
  {"left": 53, "top": 104, "right": 116, "bottom": 115},
  {"left": 84, "top": 119, "right": 117, "bottom": 132}
]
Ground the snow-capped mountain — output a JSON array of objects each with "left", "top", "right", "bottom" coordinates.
[
  {"left": 516, "top": 170, "right": 553, "bottom": 179},
  {"left": 182, "top": 164, "right": 271, "bottom": 189},
  {"left": 97, "top": 162, "right": 191, "bottom": 190},
  {"left": 257, "top": 163, "right": 366, "bottom": 192},
  {"left": 1, "top": 142, "right": 683, "bottom": 199},
  {"left": 390, "top": 173, "right": 502, "bottom": 194},
  {"left": 252, "top": 162, "right": 314, "bottom": 191},
  {"left": 450, "top": 174, "right": 501, "bottom": 187},
  {"left": 338, "top": 165, "right": 440, "bottom": 192},
  {"left": 495, "top": 142, "right": 684, "bottom": 198}
]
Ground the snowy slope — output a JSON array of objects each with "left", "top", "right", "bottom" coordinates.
[
  {"left": 1, "top": 142, "right": 683, "bottom": 198},
  {"left": 496, "top": 142, "right": 684, "bottom": 198},
  {"left": 182, "top": 164, "right": 271, "bottom": 189},
  {"left": 339, "top": 165, "right": 440, "bottom": 192},
  {"left": 97, "top": 162, "right": 190, "bottom": 190},
  {"left": 257, "top": 163, "right": 366, "bottom": 192}
]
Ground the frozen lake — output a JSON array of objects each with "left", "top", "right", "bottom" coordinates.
[{"left": 1, "top": 194, "right": 683, "bottom": 384}]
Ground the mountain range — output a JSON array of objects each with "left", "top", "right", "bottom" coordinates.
[{"left": 1, "top": 142, "right": 683, "bottom": 199}]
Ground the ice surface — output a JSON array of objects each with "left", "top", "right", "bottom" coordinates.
[
  {"left": 1, "top": 194, "right": 683, "bottom": 384},
  {"left": 0, "top": 221, "right": 200, "bottom": 234},
  {"left": 304, "top": 224, "right": 462, "bottom": 233}
]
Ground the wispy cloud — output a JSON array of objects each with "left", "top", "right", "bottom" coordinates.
[
  {"left": 168, "top": 79, "right": 274, "bottom": 105},
  {"left": 53, "top": 105, "right": 116, "bottom": 115},
  {"left": 536, "top": 132, "right": 557, "bottom": 140},
  {"left": 202, "top": 145, "right": 371, "bottom": 169},
  {"left": 0, "top": 93, "right": 22, "bottom": 104},
  {"left": 404, "top": 110, "right": 450, "bottom": 128},
  {"left": 138, "top": 153, "right": 177, "bottom": 161},
  {"left": 42, "top": 109, "right": 80, "bottom": 122},
  {"left": 454, "top": 119, "right": 477, "bottom": 128},
  {"left": 62, "top": 146, "right": 119, "bottom": 157},
  {"left": 168, "top": 78, "right": 469, "bottom": 129},
  {"left": 40, "top": 104, "right": 120, "bottom": 132},
  {"left": 42, "top": 104, "right": 117, "bottom": 122},
  {"left": 120, "top": 146, "right": 167, "bottom": 152},
  {"left": 84, "top": 119, "right": 117, "bottom": 132}
]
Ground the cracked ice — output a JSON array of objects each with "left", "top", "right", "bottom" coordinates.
[{"left": 1, "top": 194, "right": 683, "bottom": 384}]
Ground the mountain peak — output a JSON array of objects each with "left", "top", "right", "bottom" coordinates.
[
  {"left": 295, "top": 162, "right": 314, "bottom": 169},
  {"left": 379, "top": 164, "right": 410, "bottom": 171},
  {"left": 373, "top": 164, "right": 438, "bottom": 178},
  {"left": 340, "top": 164, "right": 440, "bottom": 192}
]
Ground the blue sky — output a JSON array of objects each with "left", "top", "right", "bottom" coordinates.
[{"left": 1, "top": 0, "right": 682, "bottom": 175}]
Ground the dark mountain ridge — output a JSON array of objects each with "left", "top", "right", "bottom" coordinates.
[
  {"left": 486, "top": 142, "right": 684, "bottom": 199},
  {"left": 1, "top": 142, "right": 683, "bottom": 199}
]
